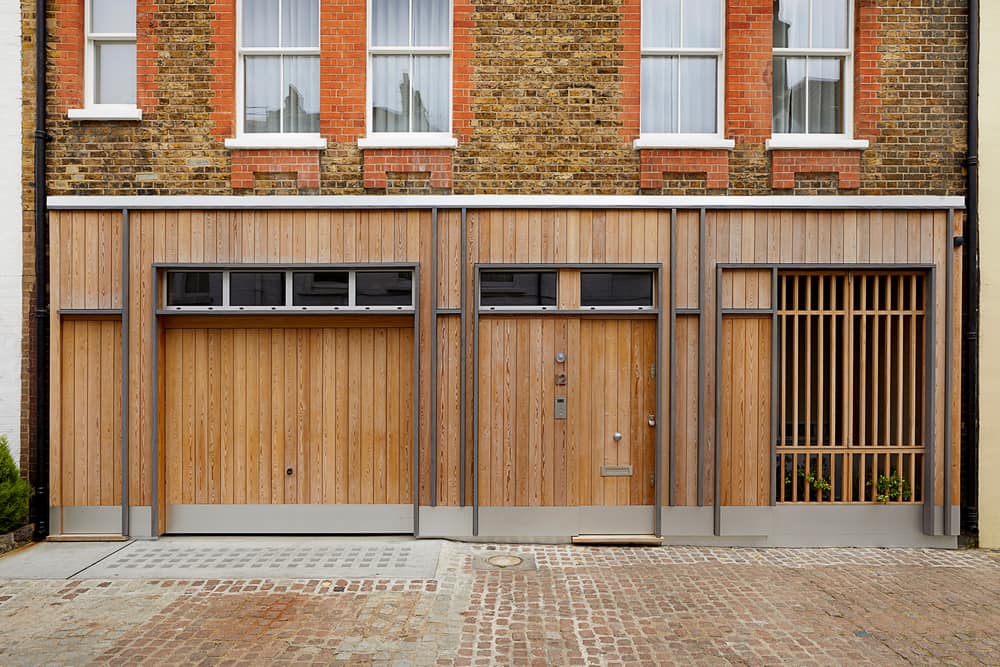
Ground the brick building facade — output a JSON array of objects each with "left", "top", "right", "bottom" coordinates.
[{"left": 22, "top": 0, "right": 970, "bottom": 544}]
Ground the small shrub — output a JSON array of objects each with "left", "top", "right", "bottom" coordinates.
[{"left": 0, "top": 435, "right": 31, "bottom": 533}]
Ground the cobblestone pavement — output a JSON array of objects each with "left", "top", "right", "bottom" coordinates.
[{"left": 1, "top": 543, "right": 998, "bottom": 665}]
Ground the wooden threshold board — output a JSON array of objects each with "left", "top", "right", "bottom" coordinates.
[
  {"left": 46, "top": 535, "right": 130, "bottom": 543},
  {"left": 571, "top": 534, "right": 664, "bottom": 546}
]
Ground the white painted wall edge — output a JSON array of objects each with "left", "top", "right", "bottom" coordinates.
[
  {"left": 0, "top": 5, "right": 21, "bottom": 465},
  {"left": 47, "top": 194, "right": 966, "bottom": 211}
]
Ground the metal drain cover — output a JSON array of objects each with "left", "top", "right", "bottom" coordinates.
[{"left": 486, "top": 554, "right": 523, "bottom": 568}]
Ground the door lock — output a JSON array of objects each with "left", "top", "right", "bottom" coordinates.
[{"left": 647, "top": 415, "right": 656, "bottom": 427}]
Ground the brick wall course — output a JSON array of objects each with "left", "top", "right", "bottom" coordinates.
[{"left": 32, "top": 0, "right": 967, "bottom": 198}]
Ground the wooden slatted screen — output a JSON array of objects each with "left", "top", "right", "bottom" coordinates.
[{"left": 777, "top": 272, "right": 925, "bottom": 503}]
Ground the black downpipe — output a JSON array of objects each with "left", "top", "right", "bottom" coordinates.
[
  {"left": 961, "top": 0, "right": 980, "bottom": 535},
  {"left": 32, "top": 0, "right": 49, "bottom": 539}
]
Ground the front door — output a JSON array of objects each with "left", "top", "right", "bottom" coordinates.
[{"left": 477, "top": 316, "right": 657, "bottom": 534}]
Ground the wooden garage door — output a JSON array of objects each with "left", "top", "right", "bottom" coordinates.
[
  {"left": 164, "top": 321, "right": 414, "bottom": 507},
  {"left": 478, "top": 317, "right": 656, "bottom": 507}
]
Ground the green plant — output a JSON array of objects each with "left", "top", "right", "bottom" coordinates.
[
  {"left": 783, "top": 467, "right": 832, "bottom": 500},
  {"left": 872, "top": 471, "right": 912, "bottom": 504},
  {"left": 0, "top": 435, "right": 31, "bottom": 533}
]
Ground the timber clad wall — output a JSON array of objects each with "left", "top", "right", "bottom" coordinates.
[{"left": 45, "top": 206, "right": 962, "bottom": 539}]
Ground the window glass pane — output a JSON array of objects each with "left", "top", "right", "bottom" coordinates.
[
  {"left": 283, "top": 56, "right": 320, "bottom": 133},
  {"left": 807, "top": 57, "right": 843, "bottom": 134},
  {"left": 812, "top": 0, "right": 848, "bottom": 49},
  {"left": 356, "top": 272, "right": 414, "bottom": 306},
  {"left": 230, "top": 272, "right": 286, "bottom": 307},
  {"left": 167, "top": 272, "right": 223, "bottom": 307},
  {"left": 773, "top": 0, "right": 809, "bottom": 49},
  {"left": 681, "top": 0, "right": 720, "bottom": 49},
  {"left": 95, "top": 42, "right": 136, "bottom": 104},
  {"left": 243, "top": 0, "right": 279, "bottom": 47},
  {"left": 679, "top": 57, "right": 717, "bottom": 133},
  {"left": 480, "top": 272, "right": 557, "bottom": 307},
  {"left": 772, "top": 56, "right": 806, "bottom": 133},
  {"left": 642, "top": 0, "right": 680, "bottom": 49},
  {"left": 282, "top": 0, "right": 319, "bottom": 47},
  {"left": 372, "top": 55, "right": 411, "bottom": 132},
  {"left": 413, "top": 0, "right": 449, "bottom": 47},
  {"left": 641, "top": 56, "right": 678, "bottom": 133},
  {"left": 292, "top": 272, "right": 349, "bottom": 306},
  {"left": 412, "top": 56, "right": 449, "bottom": 132},
  {"left": 91, "top": 0, "right": 135, "bottom": 33},
  {"left": 244, "top": 56, "right": 281, "bottom": 133},
  {"left": 581, "top": 273, "right": 654, "bottom": 307},
  {"left": 371, "top": 0, "right": 409, "bottom": 47}
]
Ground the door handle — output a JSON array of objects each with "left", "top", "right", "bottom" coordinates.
[
  {"left": 612, "top": 432, "right": 623, "bottom": 442},
  {"left": 648, "top": 415, "right": 656, "bottom": 427}
]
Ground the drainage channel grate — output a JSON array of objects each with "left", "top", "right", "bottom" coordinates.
[{"left": 75, "top": 540, "right": 440, "bottom": 580}]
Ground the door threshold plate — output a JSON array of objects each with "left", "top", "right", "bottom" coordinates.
[{"left": 571, "top": 534, "right": 664, "bottom": 546}]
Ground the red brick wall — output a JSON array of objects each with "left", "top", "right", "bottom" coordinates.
[
  {"left": 231, "top": 150, "right": 321, "bottom": 190},
  {"left": 50, "top": 0, "right": 84, "bottom": 112},
  {"left": 362, "top": 149, "right": 454, "bottom": 191}
]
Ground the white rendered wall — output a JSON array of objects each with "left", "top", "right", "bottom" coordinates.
[{"left": 0, "top": 6, "right": 21, "bottom": 465}]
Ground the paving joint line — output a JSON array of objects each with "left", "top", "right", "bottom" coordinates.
[{"left": 67, "top": 540, "right": 136, "bottom": 580}]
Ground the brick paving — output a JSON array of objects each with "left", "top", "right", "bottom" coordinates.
[{"left": 0, "top": 543, "right": 998, "bottom": 665}]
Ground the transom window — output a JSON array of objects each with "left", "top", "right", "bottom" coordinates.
[
  {"left": 368, "top": 0, "right": 452, "bottom": 135},
  {"left": 86, "top": 0, "right": 136, "bottom": 106},
  {"left": 581, "top": 272, "right": 654, "bottom": 308},
  {"left": 165, "top": 270, "right": 415, "bottom": 311},
  {"left": 640, "top": 0, "right": 724, "bottom": 135},
  {"left": 772, "top": 0, "right": 851, "bottom": 135},
  {"left": 239, "top": 0, "right": 320, "bottom": 134}
]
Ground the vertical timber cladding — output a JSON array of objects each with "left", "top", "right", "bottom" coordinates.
[
  {"left": 705, "top": 210, "right": 963, "bottom": 532},
  {"left": 46, "top": 206, "right": 962, "bottom": 538},
  {"left": 48, "top": 211, "right": 125, "bottom": 535},
  {"left": 144, "top": 210, "right": 433, "bottom": 534}
]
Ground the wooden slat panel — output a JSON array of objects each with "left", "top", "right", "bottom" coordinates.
[{"left": 720, "top": 316, "right": 771, "bottom": 507}]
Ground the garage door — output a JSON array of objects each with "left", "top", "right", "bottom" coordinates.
[{"left": 163, "top": 319, "right": 415, "bottom": 533}]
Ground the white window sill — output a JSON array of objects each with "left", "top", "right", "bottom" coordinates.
[
  {"left": 224, "top": 134, "right": 328, "bottom": 150},
  {"left": 766, "top": 136, "right": 870, "bottom": 151},
  {"left": 357, "top": 134, "right": 458, "bottom": 150},
  {"left": 68, "top": 105, "right": 143, "bottom": 121},
  {"left": 633, "top": 135, "right": 735, "bottom": 150}
]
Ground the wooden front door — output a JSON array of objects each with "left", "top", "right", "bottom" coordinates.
[{"left": 478, "top": 316, "right": 657, "bottom": 512}]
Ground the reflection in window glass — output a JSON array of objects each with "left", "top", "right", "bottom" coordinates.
[
  {"left": 292, "top": 272, "right": 350, "bottom": 306},
  {"left": 356, "top": 272, "right": 414, "bottom": 306},
  {"left": 480, "top": 272, "right": 558, "bottom": 307},
  {"left": 166, "top": 272, "right": 223, "bottom": 307},
  {"left": 230, "top": 272, "right": 286, "bottom": 307},
  {"left": 581, "top": 272, "right": 654, "bottom": 307}
]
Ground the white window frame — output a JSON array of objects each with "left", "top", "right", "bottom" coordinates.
[
  {"left": 225, "top": 0, "right": 327, "bottom": 150},
  {"left": 68, "top": 0, "right": 142, "bottom": 120},
  {"left": 163, "top": 269, "right": 415, "bottom": 312},
  {"left": 635, "top": 0, "right": 733, "bottom": 151},
  {"left": 767, "top": 0, "right": 869, "bottom": 151},
  {"left": 360, "top": 0, "right": 457, "bottom": 150}
]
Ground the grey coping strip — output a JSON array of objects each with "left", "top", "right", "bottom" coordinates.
[
  {"left": 0, "top": 542, "right": 135, "bottom": 580},
  {"left": 72, "top": 538, "right": 442, "bottom": 580}
]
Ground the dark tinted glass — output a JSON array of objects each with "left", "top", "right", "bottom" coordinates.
[
  {"left": 356, "top": 271, "right": 413, "bottom": 306},
  {"left": 292, "top": 272, "right": 349, "bottom": 306},
  {"left": 581, "top": 272, "right": 654, "bottom": 306},
  {"left": 480, "top": 272, "right": 557, "bottom": 307},
  {"left": 166, "top": 271, "right": 223, "bottom": 307},
  {"left": 230, "top": 272, "right": 285, "bottom": 307}
]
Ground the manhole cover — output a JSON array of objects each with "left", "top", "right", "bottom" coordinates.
[{"left": 486, "top": 554, "right": 524, "bottom": 568}]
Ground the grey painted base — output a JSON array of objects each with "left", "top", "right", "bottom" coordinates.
[
  {"left": 419, "top": 506, "right": 473, "bottom": 537},
  {"left": 49, "top": 506, "right": 153, "bottom": 538},
  {"left": 166, "top": 504, "right": 414, "bottom": 534},
  {"left": 477, "top": 506, "right": 656, "bottom": 539}
]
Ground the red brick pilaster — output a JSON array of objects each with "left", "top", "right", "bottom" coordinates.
[
  {"left": 51, "top": 0, "right": 85, "bottom": 113},
  {"left": 136, "top": 0, "right": 159, "bottom": 111},
  {"left": 771, "top": 151, "right": 861, "bottom": 190},
  {"left": 619, "top": 0, "right": 641, "bottom": 142},
  {"left": 640, "top": 150, "right": 730, "bottom": 190},
  {"left": 363, "top": 150, "right": 453, "bottom": 190},
  {"left": 209, "top": 0, "right": 236, "bottom": 139},
  {"left": 231, "top": 150, "right": 321, "bottom": 189},
  {"left": 319, "top": 0, "right": 366, "bottom": 142},
  {"left": 855, "top": 0, "right": 884, "bottom": 143},
  {"left": 726, "top": 0, "right": 773, "bottom": 146},
  {"left": 453, "top": 0, "right": 474, "bottom": 141}
]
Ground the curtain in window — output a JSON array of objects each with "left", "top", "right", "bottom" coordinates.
[
  {"left": 372, "top": 56, "right": 411, "bottom": 132},
  {"left": 284, "top": 56, "right": 320, "bottom": 132},
  {"left": 413, "top": 0, "right": 449, "bottom": 47},
  {"left": 243, "top": 0, "right": 278, "bottom": 47},
  {"left": 282, "top": 0, "right": 319, "bottom": 47}
]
